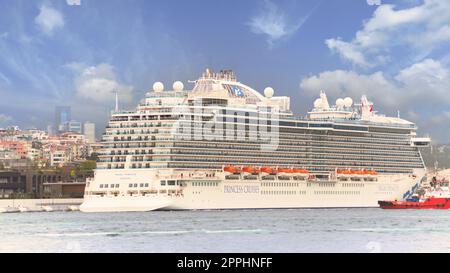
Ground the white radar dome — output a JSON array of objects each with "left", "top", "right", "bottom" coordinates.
[
  {"left": 173, "top": 81, "right": 184, "bottom": 91},
  {"left": 343, "top": 97, "right": 353, "bottom": 107},
  {"left": 336, "top": 98, "right": 345, "bottom": 107},
  {"left": 153, "top": 82, "right": 164, "bottom": 92},
  {"left": 264, "top": 87, "right": 274, "bottom": 98},
  {"left": 314, "top": 98, "right": 322, "bottom": 108}
]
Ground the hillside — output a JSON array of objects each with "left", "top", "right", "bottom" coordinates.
[{"left": 420, "top": 144, "right": 450, "bottom": 170}]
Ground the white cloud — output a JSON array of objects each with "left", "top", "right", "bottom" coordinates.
[
  {"left": 66, "top": 0, "right": 81, "bottom": 6},
  {"left": 35, "top": 5, "right": 65, "bottom": 36},
  {"left": 301, "top": 58, "right": 450, "bottom": 106},
  {"left": 325, "top": 38, "right": 370, "bottom": 68},
  {"left": 299, "top": 58, "right": 450, "bottom": 142},
  {"left": 70, "top": 63, "right": 134, "bottom": 103},
  {"left": 300, "top": 69, "right": 397, "bottom": 107},
  {"left": 248, "top": 0, "right": 310, "bottom": 46},
  {"left": 0, "top": 72, "right": 11, "bottom": 86},
  {"left": 326, "top": 0, "right": 450, "bottom": 67},
  {"left": 0, "top": 114, "right": 13, "bottom": 123}
]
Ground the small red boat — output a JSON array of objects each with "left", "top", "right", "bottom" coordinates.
[
  {"left": 378, "top": 197, "right": 450, "bottom": 209},
  {"left": 379, "top": 176, "right": 450, "bottom": 209}
]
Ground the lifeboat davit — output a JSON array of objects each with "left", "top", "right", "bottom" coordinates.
[
  {"left": 242, "top": 166, "right": 260, "bottom": 175},
  {"left": 261, "top": 167, "right": 277, "bottom": 175},
  {"left": 223, "top": 165, "right": 242, "bottom": 174}
]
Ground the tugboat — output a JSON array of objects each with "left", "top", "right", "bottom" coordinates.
[{"left": 379, "top": 176, "right": 450, "bottom": 209}]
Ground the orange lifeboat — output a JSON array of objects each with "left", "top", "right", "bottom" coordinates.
[
  {"left": 242, "top": 166, "right": 260, "bottom": 175},
  {"left": 293, "top": 169, "right": 309, "bottom": 174},
  {"left": 223, "top": 165, "right": 242, "bottom": 174},
  {"left": 261, "top": 167, "right": 277, "bottom": 175},
  {"left": 278, "top": 168, "right": 294, "bottom": 174},
  {"left": 342, "top": 170, "right": 352, "bottom": 175}
]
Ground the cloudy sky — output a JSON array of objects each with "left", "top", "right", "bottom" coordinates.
[{"left": 0, "top": 0, "right": 450, "bottom": 142}]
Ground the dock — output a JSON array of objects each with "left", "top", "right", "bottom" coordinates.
[{"left": 0, "top": 198, "right": 82, "bottom": 213}]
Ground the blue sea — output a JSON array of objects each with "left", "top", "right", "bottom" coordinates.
[{"left": 1, "top": 208, "right": 449, "bottom": 252}]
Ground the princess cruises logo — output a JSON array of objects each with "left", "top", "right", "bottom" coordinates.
[{"left": 231, "top": 86, "right": 244, "bottom": 97}]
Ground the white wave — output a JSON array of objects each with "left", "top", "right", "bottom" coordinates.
[
  {"left": 346, "top": 227, "right": 443, "bottom": 232},
  {"left": 202, "top": 229, "right": 263, "bottom": 234},
  {"left": 37, "top": 228, "right": 264, "bottom": 237}
]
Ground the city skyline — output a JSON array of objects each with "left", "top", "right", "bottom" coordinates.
[{"left": 1, "top": 0, "right": 450, "bottom": 142}]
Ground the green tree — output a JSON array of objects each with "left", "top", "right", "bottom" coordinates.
[
  {"left": 86, "top": 153, "right": 99, "bottom": 161},
  {"left": 80, "top": 160, "right": 96, "bottom": 171}
]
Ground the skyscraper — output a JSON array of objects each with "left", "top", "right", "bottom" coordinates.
[
  {"left": 83, "top": 122, "right": 96, "bottom": 142},
  {"left": 66, "top": 120, "right": 82, "bottom": 134},
  {"left": 55, "top": 106, "right": 71, "bottom": 132}
]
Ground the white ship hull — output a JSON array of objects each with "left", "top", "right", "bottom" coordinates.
[
  {"left": 80, "top": 169, "right": 425, "bottom": 212},
  {"left": 80, "top": 195, "right": 173, "bottom": 212}
]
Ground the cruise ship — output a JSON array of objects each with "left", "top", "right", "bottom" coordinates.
[{"left": 80, "top": 69, "right": 430, "bottom": 212}]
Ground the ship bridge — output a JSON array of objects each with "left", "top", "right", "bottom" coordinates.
[{"left": 411, "top": 137, "right": 431, "bottom": 147}]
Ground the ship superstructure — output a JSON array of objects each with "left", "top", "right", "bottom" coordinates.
[{"left": 81, "top": 69, "right": 430, "bottom": 212}]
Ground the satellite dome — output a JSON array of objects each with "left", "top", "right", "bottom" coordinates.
[
  {"left": 336, "top": 98, "right": 345, "bottom": 107},
  {"left": 264, "top": 87, "right": 274, "bottom": 98},
  {"left": 314, "top": 98, "right": 322, "bottom": 108},
  {"left": 153, "top": 82, "right": 164, "bottom": 92},
  {"left": 343, "top": 97, "right": 353, "bottom": 107},
  {"left": 173, "top": 81, "right": 184, "bottom": 91}
]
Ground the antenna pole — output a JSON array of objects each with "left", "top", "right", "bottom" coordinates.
[{"left": 115, "top": 91, "right": 119, "bottom": 112}]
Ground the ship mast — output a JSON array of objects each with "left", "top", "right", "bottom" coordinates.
[{"left": 115, "top": 90, "right": 119, "bottom": 112}]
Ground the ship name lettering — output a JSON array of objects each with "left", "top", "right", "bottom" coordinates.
[{"left": 223, "top": 185, "right": 259, "bottom": 193}]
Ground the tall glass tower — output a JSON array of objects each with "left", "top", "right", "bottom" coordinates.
[{"left": 55, "top": 106, "right": 71, "bottom": 132}]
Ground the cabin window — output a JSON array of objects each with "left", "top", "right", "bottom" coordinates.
[{"left": 160, "top": 180, "right": 166, "bottom": 186}]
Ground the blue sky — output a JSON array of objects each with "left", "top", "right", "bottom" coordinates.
[{"left": 1, "top": 0, "right": 450, "bottom": 142}]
